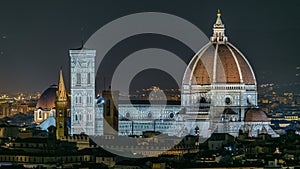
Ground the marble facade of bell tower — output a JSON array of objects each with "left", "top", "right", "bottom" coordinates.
[{"left": 70, "top": 49, "right": 96, "bottom": 135}]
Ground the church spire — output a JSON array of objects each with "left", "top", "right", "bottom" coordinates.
[
  {"left": 57, "top": 68, "right": 67, "bottom": 101},
  {"left": 211, "top": 9, "right": 228, "bottom": 43},
  {"left": 56, "top": 68, "right": 68, "bottom": 139}
]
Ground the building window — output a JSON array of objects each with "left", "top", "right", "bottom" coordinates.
[
  {"left": 76, "top": 73, "right": 81, "bottom": 85},
  {"left": 86, "top": 96, "right": 88, "bottom": 105},
  {"left": 225, "top": 97, "right": 232, "bottom": 105},
  {"left": 38, "top": 110, "right": 42, "bottom": 118},
  {"left": 75, "top": 114, "right": 78, "bottom": 121},
  {"left": 87, "top": 73, "right": 91, "bottom": 84}
]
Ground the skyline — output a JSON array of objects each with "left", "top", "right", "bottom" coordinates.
[
  {"left": 1, "top": 0, "right": 300, "bottom": 94},
  {"left": 0, "top": 2, "right": 300, "bottom": 166}
]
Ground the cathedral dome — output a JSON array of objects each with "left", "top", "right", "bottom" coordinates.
[
  {"left": 245, "top": 108, "right": 268, "bottom": 122},
  {"left": 36, "top": 85, "right": 57, "bottom": 109},
  {"left": 183, "top": 10, "right": 256, "bottom": 86}
]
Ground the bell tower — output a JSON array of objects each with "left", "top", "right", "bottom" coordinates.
[
  {"left": 70, "top": 49, "right": 96, "bottom": 135},
  {"left": 55, "top": 68, "right": 68, "bottom": 139}
]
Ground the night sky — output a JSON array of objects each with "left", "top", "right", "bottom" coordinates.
[{"left": 0, "top": 0, "right": 300, "bottom": 94}]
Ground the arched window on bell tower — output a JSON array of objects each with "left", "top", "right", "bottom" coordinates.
[
  {"left": 76, "top": 73, "right": 81, "bottom": 85},
  {"left": 87, "top": 73, "right": 91, "bottom": 85}
]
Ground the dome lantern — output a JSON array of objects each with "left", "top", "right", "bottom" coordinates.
[{"left": 211, "top": 9, "right": 228, "bottom": 43}]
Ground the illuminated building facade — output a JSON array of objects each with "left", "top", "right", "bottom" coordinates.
[
  {"left": 70, "top": 49, "right": 96, "bottom": 135},
  {"left": 69, "top": 10, "right": 277, "bottom": 138},
  {"left": 181, "top": 10, "right": 258, "bottom": 137}
]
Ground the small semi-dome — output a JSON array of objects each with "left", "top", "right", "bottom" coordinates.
[
  {"left": 36, "top": 85, "right": 57, "bottom": 109},
  {"left": 245, "top": 108, "right": 269, "bottom": 122},
  {"left": 223, "top": 108, "right": 237, "bottom": 114}
]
